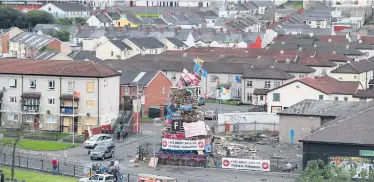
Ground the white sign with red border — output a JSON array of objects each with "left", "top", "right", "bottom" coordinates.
[
  {"left": 161, "top": 138, "right": 205, "bottom": 150},
  {"left": 222, "top": 158, "right": 270, "bottom": 171}
]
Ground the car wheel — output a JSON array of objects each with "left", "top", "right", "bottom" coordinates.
[
  {"left": 101, "top": 155, "right": 105, "bottom": 161},
  {"left": 90, "top": 157, "right": 94, "bottom": 160}
]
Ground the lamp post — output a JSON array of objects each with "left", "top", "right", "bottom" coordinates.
[{"left": 72, "top": 90, "right": 75, "bottom": 147}]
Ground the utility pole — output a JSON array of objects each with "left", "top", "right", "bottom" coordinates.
[
  {"left": 135, "top": 83, "right": 140, "bottom": 166},
  {"left": 72, "top": 90, "right": 75, "bottom": 147}
]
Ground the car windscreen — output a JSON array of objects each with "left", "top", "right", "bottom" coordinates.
[
  {"left": 88, "top": 136, "right": 99, "bottom": 141},
  {"left": 94, "top": 147, "right": 105, "bottom": 152}
]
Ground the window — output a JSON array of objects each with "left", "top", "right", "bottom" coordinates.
[
  {"left": 47, "top": 98, "right": 55, "bottom": 105},
  {"left": 26, "top": 115, "right": 33, "bottom": 122},
  {"left": 260, "top": 95, "right": 264, "bottom": 101},
  {"left": 274, "top": 81, "right": 281, "bottom": 88},
  {"left": 124, "top": 87, "right": 129, "bottom": 95},
  {"left": 47, "top": 117, "right": 57, "bottom": 123},
  {"left": 344, "top": 97, "right": 348, "bottom": 101},
  {"left": 170, "top": 73, "right": 176, "bottom": 81},
  {"left": 48, "top": 81, "right": 55, "bottom": 89},
  {"left": 48, "top": 7, "right": 51, "bottom": 11},
  {"left": 9, "top": 79, "right": 17, "bottom": 88},
  {"left": 365, "top": 52, "right": 369, "bottom": 57},
  {"left": 273, "top": 93, "right": 280, "bottom": 101},
  {"left": 210, "top": 75, "right": 217, "bottom": 82},
  {"left": 111, "top": 51, "right": 114, "bottom": 56},
  {"left": 265, "top": 81, "right": 271, "bottom": 88},
  {"left": 299, "top": 75, "right": 305, "bottom": 78},
  {"left": 29, "top": 80, "right": 36, "bottom": 88},
  {"left": 334, "top": 97, "right": 338, "bottom": 101},
  {"left": 9, "top": 96, "right": 17, "bottom": 103},
  {"left": 162, "top": 85, "right": 166, "bottom": 94},
  {"left": 354, "top": 75, "right": 357, "bottom": 79},
  {"left": 246, "top": 93, "right": 252, "bottom": 102},
  {"left": 86, "top": 82, "right": 94, "bottom": 93},
  {"left": 68, "top": 81, "right": 75, "bottom": 91},
  {"left": 104, "top": 79, "right": 108, "bottom": 86},
  {"left": 319, "top": 95, "right": 323, "bottom": 100},
  {"left": 86, "top": 100, "right": 95, "bottom": 108},
  {"left": 7, "top": 114, "right": 18, "bottom": 121},
  {"left": 246, "top": 81, "right": 252, "bottom": 87}
]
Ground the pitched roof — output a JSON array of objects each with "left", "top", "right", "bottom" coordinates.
[
  {"left": 353, "top": 89, "right": 374, "bottom": 99},
  {"left": 0, "top": 59, "right": 119, "bottom": 78},
  {"left": 297, "top": 77, "right": 359, "bottom": 95},
  {"left": 315, "top": 75, "right": 338, "bottom": 82},
  {"left": 164, "top": 37, "right": 187, "bottom": 48},
  {"left": 278, "top": 99, "right": 366, "bottom": 117},
  {"left": 298, "top": 57, "right": 336, "bottom": 67},
  {"left": 127, "top": 37, "right": 165, "bottom": 49},
  {"left": 331, "top": 59, "right": 374, "bottom": 74},
  {"left": 241, "top": 67, "right": 295, "bottom": 80},
  {"left": 253, "top": 88, "right": 269, "bottom": 95},
  {"left": 110, "top": 40, "right": 132, "bottom": 50},
  {"left": 69, "top": 51, "right": 102, "bottom": 61},
  {"left": 119, "top": 68, "right": 161, "bottom": 86},
  {"left": 34, "top": 51, "right": 64, "bottom": 60},
  {"left": 299, "top": 101, "right": 374, "bottom": 145},
  {"left": 50, "top": 2, "right": 90, "bottom": 12},
  {"left": 96, "top": 13, "right": 112, "bottom": 23},
  {"left": 10, "top": 32, "right": 55, "bottom": 49}
]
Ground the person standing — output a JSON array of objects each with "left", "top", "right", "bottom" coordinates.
[{"left": 52, "top": 158, "right": 58, "bottom": 175}]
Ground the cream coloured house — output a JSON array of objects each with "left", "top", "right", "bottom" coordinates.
[
  {"left": 0, "top": 59, "right": 120, "bottom": 133},
  {"left": 160, "top": 37, "right": 187, "bottom": 51},
  {"left": 95, "top": 40, "right": 134, "bottom": 60},
  {"left": 329, "top": 59, "right": 374, "bottom": 89}
]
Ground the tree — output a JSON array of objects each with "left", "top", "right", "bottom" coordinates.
[
  {"left": 297, "top": 159, "right": 374, "bottom": 182},
  {"left": 55, "top": 18, "right": 73, "bottom": 25},
  {"left": 26, "top": 10, "right": 54, "bottom": 28},
  {"left": 53, "top": 30, "right": 70, "bottom": 42},
  {"left": 0, "top": 6, "right": 27, "bottom": 29}
]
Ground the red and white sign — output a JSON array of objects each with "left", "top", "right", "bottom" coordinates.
[
  {"left": 161, "top": 138, "right": 205, "bottom": 150},
  {"left": 163, "top": 133, "right": 185, "bottom": 139},
  {"left": 222, "top": 158, "right": 270, "bottom": 171}
]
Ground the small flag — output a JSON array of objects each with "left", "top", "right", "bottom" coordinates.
[
  {"left": 193, "top": 62, "right": 202, "bottom": 74},
  {"left": 196, "top": 58, "right": 204, "bottom": 65},
  {"left": 202, "top": 70, "right": 208, "bottom": 77},
  {"left": 235, "top": 76, "right": 241, "bottom": 83}
]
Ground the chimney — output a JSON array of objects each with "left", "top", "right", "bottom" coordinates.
[
  {"left": 280, "top": 49, "right": 284, "bottom": 54},
  {"left": 146, "top": 27, "right": 150, "bottom": 33},
  {"left": 345, "top": 33, "right": 349, "bottom": 39},
  {"left": 346, "top": 44, "right": 349, "bottom": 49},
  {"left": 328, "top": 38, "right": 332, "bottom": 43},
  {"left": 220, "top": 28, "right": 223, "bottom": 32},
  {"left": 357, "top": 33, "right": 361, "bottom": 40},
  {"left": 226, "top": 30, "right": 231, "bottom": 35},
  {"left": 298, "top": 46, "right": 303, "bottom": 51},
  {"left": 286, "top": 58, "right": 290, "bottom": 63},
  {"left": 103, "top": 10, "right": 108, "bottom": 14},
  {"left": 116, "top": 8, "right": 120, "bottom": 13},
  {"left": 309, "top": 33, "right": 314, "bottom": 37},
  {"left": 160, "top": 27, "right": 164, "bottom": 33}
]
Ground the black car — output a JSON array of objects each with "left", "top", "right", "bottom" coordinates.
[{"left": 90, "top": 143, "right": 115, "bottom": 160}]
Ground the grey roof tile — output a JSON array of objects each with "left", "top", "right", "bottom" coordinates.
[
  {"left": 127, "top": 37, "right": 165, "bottom": 49},
  {"left": 253, "top": 88, "right": 269, "bottom": 95},
  {"left": 97, "top": 13, "right": 112, "bottom": 23},
  {"left": 50, "top": 2, "right": 91, "bottom": 12},
  {"left": 164, "top": 37, "right": 186, "bottom": 48},
  {"left": 331, "top": 59, "right": 374, "bottom": 74},
  {"left": 69, "top": 51, "right": 102, "bottom": 61},
  {"left": 120, "top": 68, "right": 159, "bottom": 86},
  {"left": 110, "top": 40, "right": 132, "bottom": 50},
  {"left": 34, "top": 51, "right": 60, "bottom": 60},
  {"left": 242, "top": 67, "right": 295, "bottom": 80}
]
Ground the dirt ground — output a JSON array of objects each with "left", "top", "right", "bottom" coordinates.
[{"left": 213, "top": 131, "right": 303, "bottom": 173}]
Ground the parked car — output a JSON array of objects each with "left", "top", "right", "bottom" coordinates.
[
  {"left": 204, "top": 110, "right": 218, "bottom": 120},
  {"left": 84, "top": 134, "right": 113, "bottom": 149},
  {"left": 79, "top": 173, "right": 116, "bottom": 182},
  {"left": 90, "top": 143, "right": 116, "bottom": 160},
  {"left": 198, "top": 96, "right": 205, "bottom": 106}
]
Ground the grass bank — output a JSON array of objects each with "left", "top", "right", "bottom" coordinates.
[
  {"left": 0, "top": 168, "right": 78, "bottom": 182},
  {"left": 2, "top": 138, "right": 76, "bottom": 151}
]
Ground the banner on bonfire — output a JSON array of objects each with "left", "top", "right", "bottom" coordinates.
[
  {"left": 183, "top": 121, "right": 207, "bottom": 138},
  {"left": 161, "top": 138, "right": 205, "bottom": 150}
]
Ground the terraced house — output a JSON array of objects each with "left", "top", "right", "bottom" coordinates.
[{"left": 0, "top": 59, "right": 120, "bottom": 134}]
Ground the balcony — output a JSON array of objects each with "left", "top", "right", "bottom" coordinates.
[{"left": 61, "top": 107, "right": 78, "bottom": 115}]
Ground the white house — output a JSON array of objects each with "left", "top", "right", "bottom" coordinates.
[
  {"left": 123, "top": 37, "right": 166, "bottom": 55},
  {"left": 0, "top": 59, "right": 120, "bottom": 133},
  {"left": 86, "top": 12, "right": 113, "bottom": 28},
  {"left": 40, "top": 2, "right": 91, "bottom": 18},
  {"left": 266, "top": 77, "right": 361, "bottom": 113},
  {"left": 82, "top": 35, "right": 109, "bottom": 51},
  {"left": 160, "top": 37, "right": 188, "bottom": 51}
]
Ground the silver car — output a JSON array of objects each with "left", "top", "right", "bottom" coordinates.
[
  {"left": 204, "top": 110, "right": 218, "bottom": 120},
  {"left": 84, "top": 134, "right": 112, "bottom": 149},
  {"left": 90, "top": 143, "right": 115, "bottom": 160}
]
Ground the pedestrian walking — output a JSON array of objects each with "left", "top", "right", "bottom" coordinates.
[
  {"left": 52, "top": 158, "right": 58, "bottom": 175},
  {"left": 105, "top": 128, "right": 109, "bottom": 134},
  {"left": 117, "top": 130, "right": 121, "bottom": 140},
  {"left": 101, "top": 127, "right": 104, "bottom": 134},
  {"left": 124, "top": 126, "right": 128, "bottom": 140}
]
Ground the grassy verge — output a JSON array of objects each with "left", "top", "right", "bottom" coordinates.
[
  {"left": 142, "top": 117, "right": 154, "bottom": 122},
  {"left": 0, "top": 168, "right": 78, "bottom": 182},
  {"left": 291, "top": 1, "right": 303, "bottom": 9},
  {"left": 205, "top": 99, "right": 238, "bottom": 105},
  {"left": 2, "top": 138, "right": 76, "bottom": 151},
  {"left": 133, "top": 13, "right": 160, "bottom": 18}
]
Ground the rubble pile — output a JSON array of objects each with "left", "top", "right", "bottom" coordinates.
[{"left": 213, "top": 132, "right": 303, "bottom": 172}]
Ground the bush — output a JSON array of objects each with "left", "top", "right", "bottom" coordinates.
[{"left": 62, "top": 135, "right": 85, "bottom": 143}]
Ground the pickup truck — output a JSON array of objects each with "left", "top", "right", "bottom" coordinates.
[{"left": 79, "top": 173, "right": 116, "bottom": 182}]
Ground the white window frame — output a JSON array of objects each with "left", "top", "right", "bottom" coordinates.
[
  {"left": 47, "top": 117, "right": 57, "bottom": 123},
  {"left": 162, "top": 85, "right": 166, "bottom": 94},
  {"left": 265, "top": 81, "right": 271, "bottom": 88},
  {"left": 25, "top": 115, "right": 33, "bottom": 122},
  {"left": 47, "top": 98, "right": 55, "bottom": 105},
  {"left": 246, "top": 80, "right": 252, "bottom": 87},
  {"left": 274, "top": 81, "right": 281, "bottom": 88},
  {"left": 48, "top": 80, "right": 55, "bottom": 90},
  {"left": 124, "top": 87, "right": 130, "bottom": 95},
  {"left": 29, "top": 80, "right": 36, "bottom": 88},
  {"left": 273, "top": 93, "right": 280, "bottom": 101},
  {"left": 319, "top": 95, "right": 324, "bottom": 100},
  {"left": 7, "top": 114, "right": 19, "bottom": 121},
  {"left": 9, "top": 78, "right": 17, "bottom": 88},
  {"left": 9, "top": 96, "right": 17, "bottom": 103},
  {"left": 68, "top": 81, "right": 75, "bottom": 91},
  {"left": 228, "top": 75, "right": 234, "bottom": 82}
]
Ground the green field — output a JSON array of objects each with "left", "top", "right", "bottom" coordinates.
[
  {"left": 2, "top": 138, "right": 76, "bottom": 151},
  {"left": 0, "top": 168, "right": 78, "bottom": 182}
]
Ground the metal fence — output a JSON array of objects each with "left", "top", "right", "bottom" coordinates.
[{"left": 214, "top": 121, "right": 279, "bottom": 133}]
